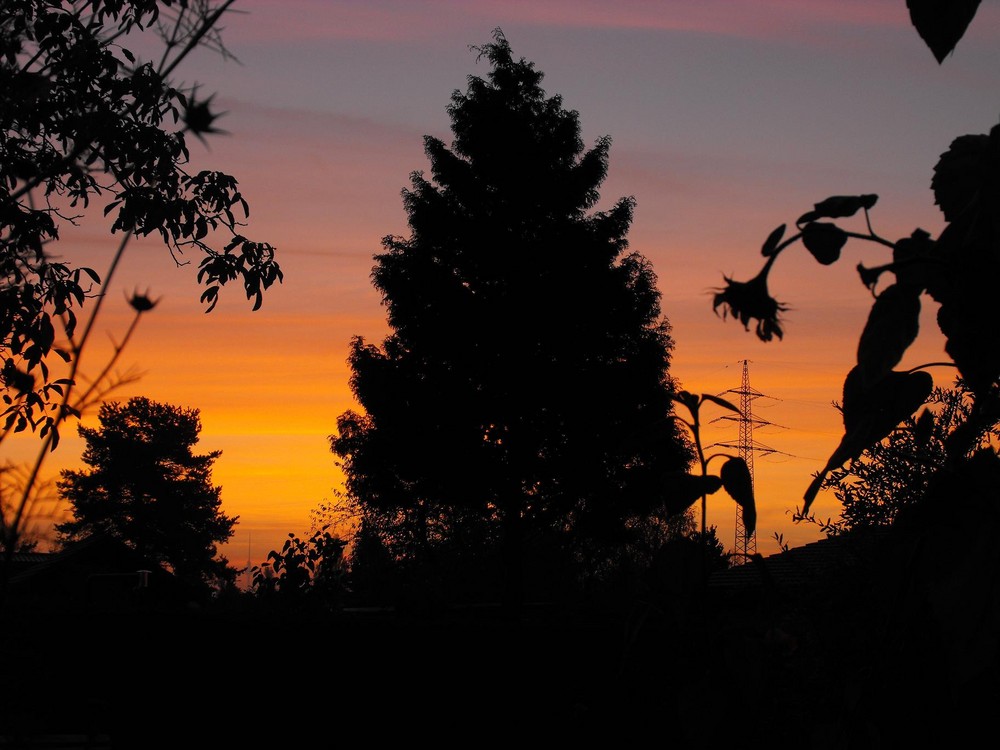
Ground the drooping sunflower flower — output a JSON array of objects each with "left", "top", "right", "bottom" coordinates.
[{"left": 712, "top": 264, "right": 787, "bottom": 342}]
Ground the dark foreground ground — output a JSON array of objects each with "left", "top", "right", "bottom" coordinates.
[
  {"left": 2, "top": 531, "right": 999, "bottom": 749},
  {"left": 9, "top": 600, "right": 711, "bottom": 747}
]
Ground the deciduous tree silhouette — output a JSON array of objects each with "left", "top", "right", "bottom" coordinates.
[
  {"left": 331, "top": 29, "right": 692, "bottom": 612},
  {"left": 1, "top": 1, "right": 283, "bottom": 444},
  {"left": 0, "top": 0, "right": 281, "bottom": 591},
  {"left": 56, "top": 396, "right": 237, "bottom": 595}
]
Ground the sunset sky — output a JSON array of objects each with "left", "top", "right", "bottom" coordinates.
[{"left": 10, "top": 0, "right": 1000, "bottom": 573}]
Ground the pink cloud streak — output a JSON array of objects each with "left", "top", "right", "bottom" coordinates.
[{"left": 232, "top": 0, "right": 918, "bottom": 44}]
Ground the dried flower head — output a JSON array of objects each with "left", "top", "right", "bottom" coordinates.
[
  {"left": 713, "top": 267, "right": 787, "bottom": 342},
  {"left": 183, "top": 88, "right": 228, "bottom": 145},
  {"left": 128, "top": 288, "right": 160, "bottom": 312}
]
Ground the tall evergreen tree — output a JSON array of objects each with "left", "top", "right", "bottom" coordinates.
[
  {"left": 56, "top": 396, "right": 237, "bottom": 593},
  {"left": 331, "top": 30, "right": 692, "bottom": 607}
]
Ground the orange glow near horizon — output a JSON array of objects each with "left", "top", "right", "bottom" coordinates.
[{"left": 7, "top": 1, "right": 998, "bottom": 577}]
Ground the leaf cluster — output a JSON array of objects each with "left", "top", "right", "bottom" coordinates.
[
  {"left": 666, "top": 390, "right": 756, "bottom": 537},
  {"left": 715, "top": 117, "right": 1000, "bottom": 515},
  {"left": 813, "top": 382, "right": 999, "bottom": 534},
  {"left": 713, "top": 3, "right": 995, "bottom": 516},
  {"left": 251, "top": 527, "right": 349, "bottom": 608},
  {"left": 1, "top": 1, "right": 282, "bottom": 439}
]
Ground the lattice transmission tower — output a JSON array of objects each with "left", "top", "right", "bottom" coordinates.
[{"left": 714, "top": 360, "right": 779, "bottom": 560}]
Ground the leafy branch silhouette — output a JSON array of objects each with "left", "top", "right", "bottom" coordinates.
[
  {"left": 713, "top": 0, "right": 996, "bottom": 516},
  {"left": 665, "top": 390, "right": 756, "bottom": 544}
]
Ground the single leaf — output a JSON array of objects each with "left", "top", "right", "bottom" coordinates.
[
  {"left": 701, "top": 393, "right": 741, "bottom": 416},
  {"left": 913, "top": 408, "right": 935, "bottom": 446},
  {"left": 799, "top": 195, "right": 878, "bottom": 225},
  {"left": 671, "top": 390, "right": 700, "bottom": 413},
  {"left": 741, "top": 501, "right": 756, "bottom": 539},
  {"left": 761, "top": 224, "right": 786, "bottom": 257},
  {"left": 907, "top": 0, "right": 981, "bottom": 64},
  {"left": 855, "top": 284, "right": 921, "bottom": 387},
  {"left": 661, "top": 471, "right": 723, "bottom": 516},
  {"left": 719, "top": 456, "right": 755, "bottom": 535},
  {"left": 841, "top": 366, "right": 933, "bottom": 438},
  {"left": 801, "top": 222, "right": 847, "bottom": 265},
  {"left": 804, "top": 367, "right": 933, "bottom": 515}
]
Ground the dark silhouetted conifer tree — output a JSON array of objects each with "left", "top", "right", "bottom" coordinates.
[
  {"left": 331, "top": 30, "right": 692, "bottom": 609},
  {"left": 57, "top": 396, "right": 237, "bottom": 594}
]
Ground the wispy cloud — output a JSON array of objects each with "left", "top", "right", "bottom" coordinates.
[{"left": 233, "top": 0, "right": 920, "bottom": 44}]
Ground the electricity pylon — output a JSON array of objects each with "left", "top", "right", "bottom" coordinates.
[{"left": 713, "top": 360, "right": 779, "bottom": 561}]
